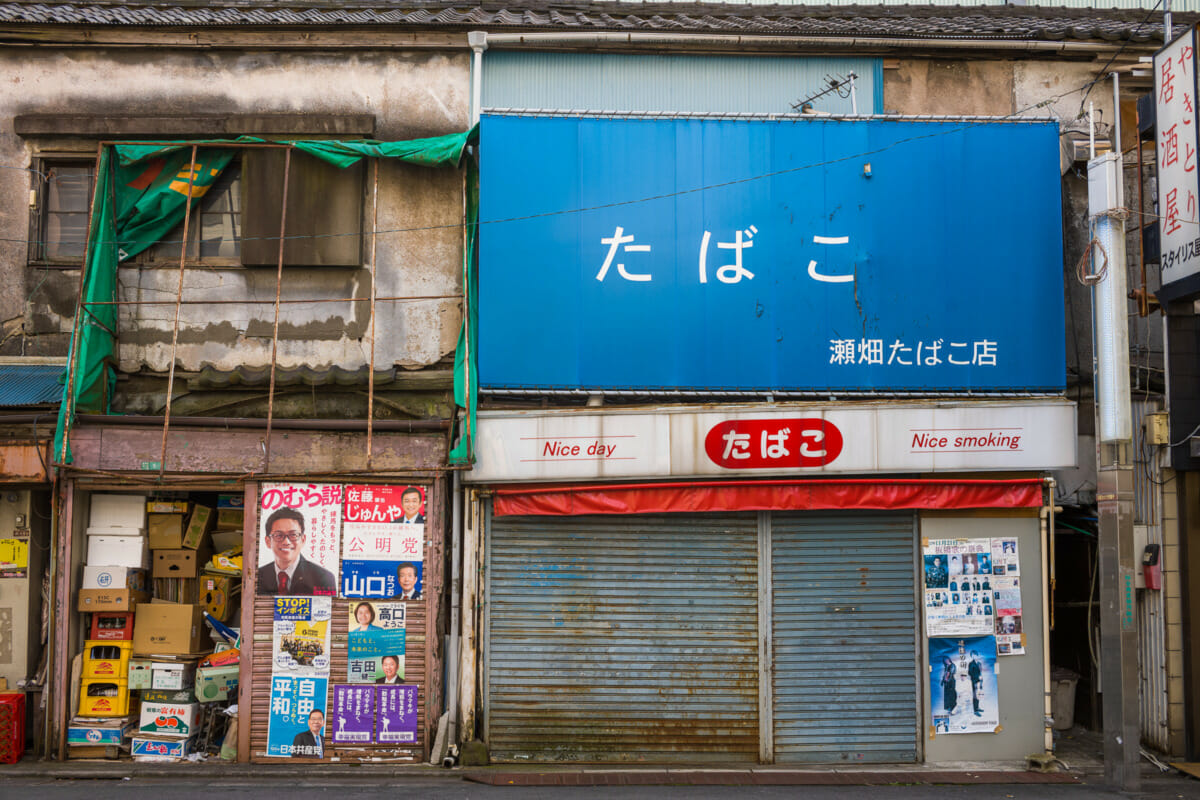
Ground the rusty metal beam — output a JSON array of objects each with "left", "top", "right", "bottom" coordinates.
[
  {"left": 368, "top": 159, "right": 379, "bottom": 469},
  {"left": 238, "top": 480, "right": 258, "bottom": 764},
  {"left": 81, "top": 294, "right": 462, "bottom": 307},
  {"left": 0, "top": 441, "right": 53, "bottom": 482},
  {"left": 159, "top": 144, "right": 200, "bottom": 480}
]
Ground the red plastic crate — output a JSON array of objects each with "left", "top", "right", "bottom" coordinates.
[
  {"left": 89, "top": 612, "right": 134, "bottom": 641},
  {"left": 0, "top": 693, "right": 25, "bottom": 764}
]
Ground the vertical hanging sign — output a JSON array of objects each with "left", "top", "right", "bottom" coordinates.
[{"left": 1156, "top": 26, "right": 1200, "bottom": 293}]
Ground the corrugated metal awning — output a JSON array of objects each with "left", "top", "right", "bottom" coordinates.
[{"left": 0, "top": 364, "right": 63, "bottom": 407}]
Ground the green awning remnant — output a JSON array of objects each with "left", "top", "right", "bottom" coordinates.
[{"left": 54, "top": 127, "right": 478, "bottom": 467}]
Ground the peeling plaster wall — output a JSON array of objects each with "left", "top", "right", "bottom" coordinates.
[{"left": 0, "top": 46, "right": 469, "bottom": 370}]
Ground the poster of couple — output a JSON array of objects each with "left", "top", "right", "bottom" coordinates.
[{"left": 929, "top": 635, "right": 999, "bottom": 735}]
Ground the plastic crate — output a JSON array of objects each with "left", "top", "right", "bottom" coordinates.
[
  {"left": 90, "top": 612, "right": 134, "bottom": 641},
  {"left": 0, "top": 693, "right": 26, "bottom": 764}
]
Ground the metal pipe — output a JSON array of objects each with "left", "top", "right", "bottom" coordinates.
[
  {"left": 264, "top": 147, "right": 293, "bottom": 472},
  {"left": 367, "top": 158, "right": 380, "bottom": 469},
  {"left": 480, "top": 31, "right": 1142, "bottom": 56},
  {"left": 73, "top": 413, "right": 449, "bottom": 432},
  {"left": 1165, "top": 0, "right": 1173, "bottom": 45},
  {"left": 159, "top": 143, "right": 199, "bottom": 479},
  {"left": 80, "top": 294, "right": 462, "bottom": 307},
  {"left": 446, "top": 469, "right": 463, "bottom": 752},
  {"left": 58, "top": 142, "right": 105, "bottom": 465},
  {"left": 1112, "top": 71, "right": 1122, "bottom": 179},
  {"left": 469, "top": 31, "right": 488, "bottom": 125},
  {"left": 1040, "top": 478, "right": 1060, "bottom": 755}
]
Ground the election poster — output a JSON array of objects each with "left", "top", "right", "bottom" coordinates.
[
  {"left": 993, "top": 575, "right": 1025, "bottom": 655},
  {"left": 272, "top": 596, "right": 332, "bottom": 678},
  {"left": 266, "top": 675, "right": 329, "bottom": 758},
  {"left": 347, "top": 601, "right": 406, "bottom": 684},
  {"left": 332, "top": 684, "right": 375, "bottom": 744},
  {"left": 990, "top": 537, "right": 1020, "bottom": 577},
  {"left": 929, "top": 635, "right": 1000, "bottom": 735},
  {"left": 341, "top": 484, "right": 426, "bottom": 600},
  {"left": 376, "top": 684, "right": 419, "bottom": 744},
  {"left": 258, "top": 482, "right": 342, "bottom": 597},
  {"left": 923, "top": 539, "right": 994, "bottom": 636}
]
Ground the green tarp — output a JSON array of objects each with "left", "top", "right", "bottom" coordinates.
[{"left": 54, "top": 129, "right": 478, "bottom": 466}]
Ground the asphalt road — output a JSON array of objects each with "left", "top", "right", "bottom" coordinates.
[{"left": 4, "top": 776, "right": 1200, "bottom": 800}]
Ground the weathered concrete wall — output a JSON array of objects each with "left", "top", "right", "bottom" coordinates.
[
  {"left": 883, "top": 59, "right": 1014, "bottom": 116},
  {"left": 0, "top": 46, "right": 469, "bottom": 372}
]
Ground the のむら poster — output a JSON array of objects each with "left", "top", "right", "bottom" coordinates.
[
  {"left": 347, "top": 600, "right": 406, "bottom": 683},
  {"left": 266, "top": 675, "right": 329, "bottom": 758},
  {"left": 272, "top": 596, "right": 332, "bottom": 677},
  {"left": 258, "top": 483, "right": 342, "bottom": 596},
  {"left": 923, "top": 539, "right": 994, "bottom": 636},
  {"left": 929, "top": 635, "right": 999, "bottom": 734},
  {"left": 341, "top": 485, "right": 425, "bottom": 599}
]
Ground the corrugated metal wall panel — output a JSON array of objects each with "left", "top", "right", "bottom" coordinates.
[
  {"left": 484, "top": 53, "right": 882, "bottom": 116},
  {"left": 1132, "top": 397, "right": 1169, "bottom": 752},
  {"left": 771, "top": 512, "right": 919, "bottom": 763},
  {"left": 485, "top": 513, "right": 759, "bottom": 762}
]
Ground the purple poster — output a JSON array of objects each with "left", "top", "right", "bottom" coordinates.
[
  {"left": 332, "top": 684, "right": 374, "bottom": 744},
  {"left": 376, "top": 684, "right": 418, "bottom": 744}
]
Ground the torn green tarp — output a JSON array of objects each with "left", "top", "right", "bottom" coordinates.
[
  {"left": 54, "top": 127, "right": 478, "bottom": 466},
  {"left": 449, "top": 168, "right": 478, "bottom": 466}
]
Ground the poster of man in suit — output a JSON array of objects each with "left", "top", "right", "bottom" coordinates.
[{"left": 257, "top": 483, "right": 342, "bottom": 596}]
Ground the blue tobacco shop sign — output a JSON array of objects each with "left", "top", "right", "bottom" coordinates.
[{"left": 478, "top": 114, "right": 1064, "bottom": 393}]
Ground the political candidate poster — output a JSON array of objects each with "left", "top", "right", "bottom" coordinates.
[
  {"left": 376, "top": 684, "right": 419, "bottom": 744},
  {"left": 332, "top": 684, "right": 375, "bottom": 744},
  {"left": 341, "top": 484, "right": 426, "bottom": 599},
  {"left": 347, "top": 601, "right": 406, "bottom": 684},
  {"left": 929, "top": 636, "right": 1000, "bottom": 735},
  {"left": 266, "top": 675, "right": 329, "bottom": 758},
  {"left": 923, "top": 539, "right": 994, "bottom": 636},
  {"left": 258, "top": 483, "right": 342, "bottom": 597},
  {"left": 272, "top": 596, "right": 332, "bottom": 678}
]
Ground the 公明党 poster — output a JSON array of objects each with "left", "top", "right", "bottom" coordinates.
[
  {"left": 341, "top": 485, "right": 426, "bottom": 600},
  {"left": 266, "top": 675, "right": 329, "bottom": 758},
  {"left": 347, "top": 600, "right": 406, "bottom": 684},
  {"left": 272, "top": 596, "right": 332, "bottom": 677},
  {"left": 258, "top": 483, "right": 342, "bottom": 596},
  {"left": 930, "top": 635, "right": 1000, "bottom": 735},
  {"left": 923, "top": 539, "right": 994, "bottom": 636},
  {"left": 376, "top": 684, "right": 419, "bottom": 744}
]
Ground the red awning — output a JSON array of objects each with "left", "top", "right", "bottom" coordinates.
[{"left": 492, "top": 478, "right": 1045, "bottom": 517}]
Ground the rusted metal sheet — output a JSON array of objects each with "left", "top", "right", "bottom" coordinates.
[
  {"left": 0, "top": 440, "right": 52, "bottom": 482},
  {"left": 485, "top": 513, "right": 760, "bottom": 762},
  {"left": 67, "top": 426, "right": 447, "bottom": 474},
  {"left": 771, "top": 512, "right": 919, "bottom": 763}
]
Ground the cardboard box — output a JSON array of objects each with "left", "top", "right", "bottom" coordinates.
[
  {"left": 67, "top": 744, "right": 122, "bottom": 760},
  {"left": 147, "top": 514, "right": 185, "bottom": 549},
  {"left": 200, "top": 573, "right": 240, "bottom": 622},
  {"left": 89, "top": 612, "right": 134, "bottom": 641},
  {"left": 153, "top": 549, "right": 201, "bottom": 578},
  {"left": 139, "top": 701, "right": 200, "bottom": 737},
  {"left": 85, "top": 526, "right": 145, "bottom": 537},
  {"left": 128, "top": 660, "right": 153, "bottom": 690},
  {"left": 217, "top": 494, "right": 244, "bottom": 509},
  {"left": 195, "top": 664, "right": 239, "bottom": 703},
  {"left": 77, "top": 588, "right": 149, "bottom": 613},
  {"left": 182, "top": 505, "right": 213, "bottom": 550},
  {"left": 216, "top": 508, "right": 244, "bottom": 528},
  {"left": 79, "top": 678, "right": 130, "bottom": 717},
  {"left": 210, "top": 530, "right": 242, "bottom": 553},
  {"left": 67, "top": 716, "right": 136, "bottom": 746},
  {"left": 89, "top": 494, "right": 147, "bottom": 529},
  {"left": 133, "top": 603, "right": 204, "bottom": 656},
  {"left": 152, "top": 661, "right": 198, "bottom": 691},
  {"left": 82, "top": 640, "right": 133, "bottom": 680},
  {"left": 86, "top": 535, "right": 148, "bottom": 569},
  {"left": 132, "top": 734, "right": 197, "bottom": 761},
  {"left": 146, "top": 501, "right": 189, "bottom": 514},
  {"left": 82, "top": 565, "right": 147, "bottom": 591}
]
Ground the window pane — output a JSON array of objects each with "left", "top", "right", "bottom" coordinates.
[
  {"left": 45, "top": 212, "right": 89, "bottom": 260},
  {"left": 42, "top": 165, "right": 93, "bottom": 260},
  {"left": 149, "top": 161, "right": 240, "bottom": 262}
]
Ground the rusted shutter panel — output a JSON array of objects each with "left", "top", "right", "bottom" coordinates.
[
  {"left": 771, "top": 512, "right": 919, "bottom": 763},
  {"left": 485, "top": 513, "right": 759, "bottom": 762}
]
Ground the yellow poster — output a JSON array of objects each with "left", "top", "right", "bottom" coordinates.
[{"left": 0, "top": 538, "right": 28, "bottom": 570}]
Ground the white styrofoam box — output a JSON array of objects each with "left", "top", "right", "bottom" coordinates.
[
  {"left": 86, "top": 526, "right": 146, "bottom": 537},
  {"left": 86, "top": 536, "right": 149, "bottom": 569},
  {"left": 82, "top": 565, "right": 147, "bottom": 591},
  {"left": 89, "top": 494, "right": 148, "bottom": 530}
]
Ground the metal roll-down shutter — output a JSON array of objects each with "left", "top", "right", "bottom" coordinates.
[
  {"left": 486, "top": 513, "right": 759, "bottom": 762},
  {"left": 771, "top": 512, "right": 919, "bottom": 763}
]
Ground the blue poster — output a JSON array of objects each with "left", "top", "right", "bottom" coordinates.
[
  {"left": 479, "top": 114, "right": 1064, "bottom": 393},
  {"left": 347, "top": 601, "right": 407, "bottom": 684},
  {"left": 929, "top": 636, "right": 999, "bottom": 734},
  {"left": 266, "top": 675, "right": 329, "bottom": 758}
]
